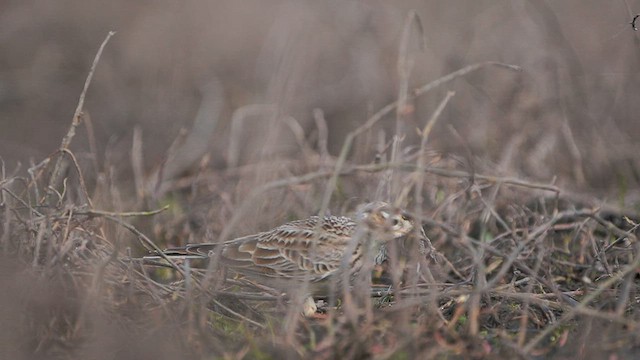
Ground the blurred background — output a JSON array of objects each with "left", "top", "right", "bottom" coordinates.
[{"left": 1, "top": 0, "right": 639, "bottom": 199}]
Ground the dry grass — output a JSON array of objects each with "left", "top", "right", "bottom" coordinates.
[
  {"left": 2, "top": 3, "right": 640, "bottom": 359},
  {"left": 4, "top": 130, "right": 640, "bottom": 359}
]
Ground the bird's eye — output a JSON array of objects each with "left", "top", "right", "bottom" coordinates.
[{"left": 392, "top": 218, "right": 400, "bottom": 226}]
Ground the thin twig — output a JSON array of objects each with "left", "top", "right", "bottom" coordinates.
[
  {"left": 78, "top": 205, "right": 170, "bottom": 218},
  {"left": 47, "top": 31, "right": 116, "bottom": 203}
]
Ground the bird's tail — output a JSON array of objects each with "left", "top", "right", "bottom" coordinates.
[{"left": 142, "top": 243, "right": 217, "bottom": 263}]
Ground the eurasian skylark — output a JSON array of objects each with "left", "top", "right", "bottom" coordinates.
[{"left": 147, "top": 202, "right": 425, "bottom": 314}]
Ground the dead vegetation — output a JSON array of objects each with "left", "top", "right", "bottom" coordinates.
[{"left": 3, "top": 4, "right": 640, "bottom": 359}]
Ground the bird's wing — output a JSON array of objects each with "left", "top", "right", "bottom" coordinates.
[
  {"left": 155, "top": 216, "right": 356, "bottom": 280},
  {"left": 219, "top": 216, "right": 355, "bottom": 280}
]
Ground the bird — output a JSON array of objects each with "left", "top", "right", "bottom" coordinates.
[{"left": 145, "top": 202, "right": 423, "bottom": 315}]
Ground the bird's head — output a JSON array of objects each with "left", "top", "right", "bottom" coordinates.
[{"left": 356, "top": 201, "right": 415, "bottom": 240}]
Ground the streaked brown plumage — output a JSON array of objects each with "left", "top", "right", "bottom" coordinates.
[{"left": 150, "top": 202, "right": 417, "bottom": 294}]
